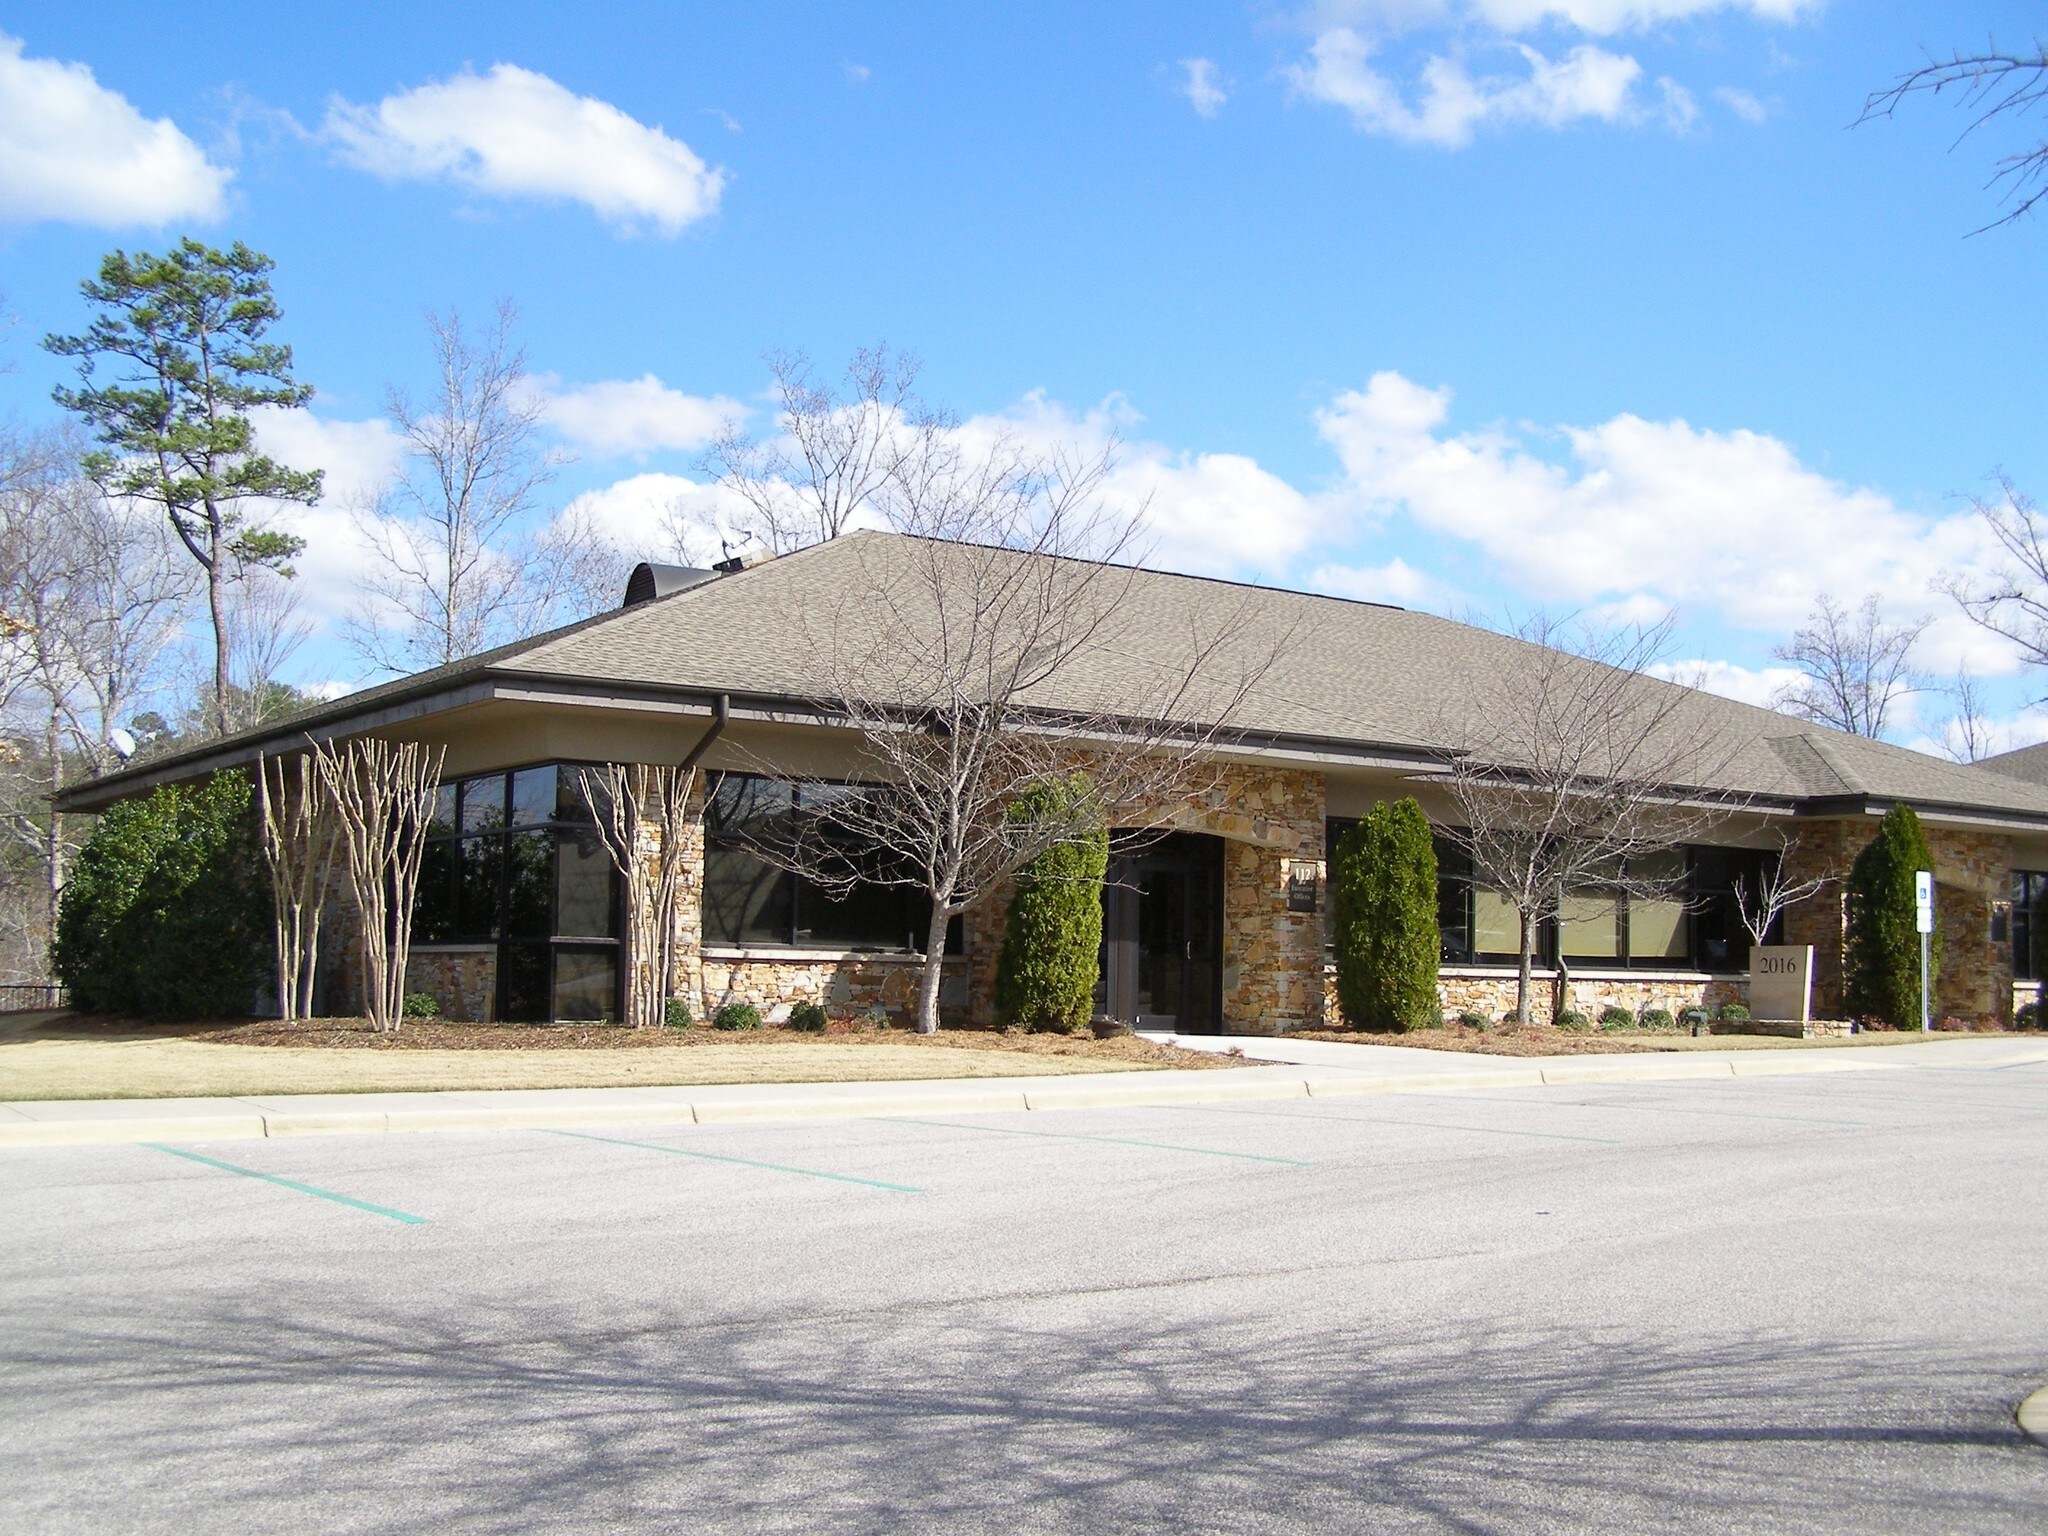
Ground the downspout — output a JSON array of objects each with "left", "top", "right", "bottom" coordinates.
[{"left": 677, "top": 694, "right": 731, "bottom": 776}]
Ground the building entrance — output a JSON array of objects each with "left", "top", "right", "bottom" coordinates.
[{"left": 1099, "top": 831, "right": 1224, "bottom": 1033}]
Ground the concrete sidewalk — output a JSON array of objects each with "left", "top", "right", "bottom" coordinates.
[{"left": 5, "top": 1032, "right": 2041, "bottom": 1148}]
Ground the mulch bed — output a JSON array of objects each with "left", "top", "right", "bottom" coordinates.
[
  {"left": 1294, "top": 1023, "right": 2018, "bottom": 1056},
  {"left": 39, "top": 1014, "right": 1236, "bottom": 1069}
]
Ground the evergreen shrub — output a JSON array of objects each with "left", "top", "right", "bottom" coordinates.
[
  {"left": 713, "top": 1001, "right": 762, "bottom": 1031},
  {"left": 1329, "top": 798, "right": 1441, "bottom": 1032},
  {"left": 54, "top": 771, "right": 270, "bottom": 1018},
  {"left": 1639, "top": 1006, "right": 1676, "bottom": 1031},
  {"left": 788, "top": 1000, "right": 828, "bottom": 1033},
  {"left": 665, "top": 998, "right": 693, "bottom": 1029},
  {"left": 401, "top": 993, "right": 441, "bottom": 1018},
  {"left": 993, "top": 777, "right": 1108, "bottom": 1033},
  {"left": 1555, "top": 1008, "right": 1590, "bottom": 1030},
  {"left": 2018, "top": 1001, "right": 2042, "bottom": 1032},
  {"left": 1844, "top": 805, "right": 1942, "bottom": 1028},
  {"left": 1597, "top": 1004, "right": 1634, "bottom": 1030},
  {"left": 1456, "top": 1009, "right": 1487, "bottom": 1028},
  {"left": 1718, "top": 1003, "right": 1751, "bottom": 1023}
]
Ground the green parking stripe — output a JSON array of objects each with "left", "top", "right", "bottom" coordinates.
[
  {"left": 1184, "top": 1104, "right": 1624, "bottom": 1146},
  {"left": 145, "top": 1144, "right": 427, "bottom": 1225},
  {"left": 885, "top": 1116, "right": 1312, "bottom": 1166},
  {"left": 542, "top": 1130, "right": 922, "bottom": 1192}
]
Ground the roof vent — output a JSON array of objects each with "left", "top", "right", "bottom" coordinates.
[{"left": 622, "top": 563, "right": 718, "bottom": 608}]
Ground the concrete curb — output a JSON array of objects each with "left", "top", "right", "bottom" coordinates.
[{"left": 0, "top": 1036, "right": 1938, "bottom": 1148}]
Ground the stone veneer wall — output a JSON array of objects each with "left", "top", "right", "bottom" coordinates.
[
  {"left": 700, "top": 951, "right": 967, "bottom": 1024},
  {"left": 1781, "top": 818, "right": 2015, "bottom": 1024},
  {"left": 406, "top": 946, "right": 497, "bottom": 1022},
  {"left": 1372, "top": 968, "right": 1747, "bottom": 1026}
]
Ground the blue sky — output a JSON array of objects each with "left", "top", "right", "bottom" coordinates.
[{"left": 3, "top": 1, "right": 2046, "bottom": 751}]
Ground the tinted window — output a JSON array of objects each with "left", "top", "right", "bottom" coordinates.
[
  {"left": 509, "top": 767, "right": 556, "bottom": 828},
  {"left": 554, "top": 947, "right": 618, "bottom": 1022},
  {"left": 504, "top": 830, "right": 553, "bottom": 938},
  {"left": 556, "top": 830, "right": 614, "bottom": 938}
]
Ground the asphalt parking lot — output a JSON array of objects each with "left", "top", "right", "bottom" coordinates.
[{"left": 4, "top": 1058, "right": 2046, "bottom": 1534}]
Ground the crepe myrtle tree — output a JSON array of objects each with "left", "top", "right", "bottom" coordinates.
[
  {"left": 1435, "top": 614, "right": 1746, "bottom": 1027},
  {"left": 721, "top": 430, "right": 1287, "bottom": 1034}
]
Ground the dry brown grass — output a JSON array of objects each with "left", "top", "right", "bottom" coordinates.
[{"left": 0, "top": 1011, "right": 1229, "bottom": 1102}]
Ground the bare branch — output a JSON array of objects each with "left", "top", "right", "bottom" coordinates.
[
  {"left": 1860, "top": 44, "right": 2048, "bottom": 230},
  {"left": 1769, "top": 593, "right": 1924, "bottom": 739}
]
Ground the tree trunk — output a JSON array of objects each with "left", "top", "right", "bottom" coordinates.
[
  {"left": 204, "top": 530, "right": 230, "bottom": 736},
  {"left": 43, "top": 704, "right": 62, "bottom": 977},
  {"left": 915, "top": 904, "right": 951, "bottom": 1034},
  {"left": 1516, "top": 912, "right": 1535, "bottom": 1026}
]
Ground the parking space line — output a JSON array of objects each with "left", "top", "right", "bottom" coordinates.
[
  {"left": 542, "top": 1130, "right": 923, "bottom": 1192},
  {"left": 144, "top": 1144, "right": 427, "bottom": 1225},
  {"left": 1406, "top": 1091, "right": 1870, "bottom": 1129},
  {"left": 884, "top": 1117, "right": 1312, "bottom": 1166},
  {"left": 1182, "top": 1104, "right": 1625, "bottom": 1145}
]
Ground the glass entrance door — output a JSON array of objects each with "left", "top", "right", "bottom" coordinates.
[{"left": 1100, "top": 832, "right": 1223, "bottom": 1032}]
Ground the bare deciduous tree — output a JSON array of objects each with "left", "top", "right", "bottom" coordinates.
[
  {"left": 314, "top": 737, "right": 444, "bottom": 1032},
  {"left": 1437, "top": 614, "right": 1744, "bottom": 1027},
  {"left": 725, "top": 429, "right": 1282, "bottom": 1034},
  {"left": 577, "top": 763, "right": 696, "bottom": 1030},
  {"left": 1937, "top": 476, "right": 2048, "bottom": 693},
  {"left": 1770, "top": 593, "right": 1924, "bottom": 739},
  {"left": 1931, "top": 668, "right": 1996, "bottom": 764},
  {"left": 347, "top": 303, "right": 582, "bottom": 674},
  {"left": 1734, "top": 834, "right": 1831, "bottom": 950},
  {"left": 257, "top": 752, "right": 340, "bottom": 1021},
  {"left": 1861, "top": 45, "right": 2048, "bottom": 230},
  {"left": 703, "top": 345, "right": 931, "bottom": 555}
]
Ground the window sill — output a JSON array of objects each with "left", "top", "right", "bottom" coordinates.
[
  {"left": 410, "top": 942, "right": 498, "bottom": 953},
  {"left": 702, "top": 946, "right": 960, "bottom": 965}
]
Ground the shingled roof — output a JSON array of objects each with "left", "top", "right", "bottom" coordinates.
[{"left": 58, "top": 531, "right": 2048, "bottom": 825}]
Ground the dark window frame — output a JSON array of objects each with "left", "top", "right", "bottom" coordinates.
[
  {"left": 411, "top": 761, "right": 623, "bottom": 1022},
  {"left": 1323, "top": 816, "right": 1780, "bottom": 973},
  {"left": 2014, "top": 870, "right": 2048, "bottom": 980},
  {"left": 702, "top": 771, "right": 960, "bottom": 954}
]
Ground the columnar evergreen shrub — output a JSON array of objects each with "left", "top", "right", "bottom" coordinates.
[
  {"left": 1844, "top": 804, "right": 1942, "bottom": 1028},
  {"left": 1329, "top": 798, "right": 1441, "bottom": 1032},
  {"left": 54, "top": 771, "right": 271, "bottom": 1018},
  {"left": 994, "top": 778, "right": 1108, "bottom": 1033}
]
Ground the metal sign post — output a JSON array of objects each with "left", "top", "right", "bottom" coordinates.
[{"left": 1915, "top": 871, "right": 1934, "bottom": 1033}]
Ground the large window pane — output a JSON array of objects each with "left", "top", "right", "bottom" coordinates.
[
  {"left": 428, "top": 785, "right": 457, "bottom": 838},
  {"left": 555, "top": 765, "right": 600, "bottom": 823},
  {"left": 1434, "top": 837, "right": 1472, "bottom": 962},
  {"left": 509, "top": 767, "right": 555, "bottom": 827},
  {"left": 1627, "top": 851, "right": 1688, "bottom": 962},
  {"left": 1559, "top": 892, "right": 1621, "bottom": 960},
  {"left": 800, "top": 877, "right": 917, "bottom": 949},
  {"left": 1473, "top": 890, "right": 1521, "bottom": 956},
  {"left": 556, "top": 830, "right": 614, "bottom": 938},
  {"left": 460, "top": 774, "right": 507, "bottom": 834},
  {"left": 457, "top": 834, "right": 503, "bottom": 939},
  {"left": 553, "top": 947, "right": 618, "bottom": 1022},
  {"left": 706, "top": 774, "right": 792, "bottom": 838},
  {"left": 504, "top": 830, "right": 553, "bottom": 938},
  {"left": 414, "top": 840, "right": 457, "bottom": 943},
  {"left": 704, "top": 846, "right": 793, "bottom": 945},
  {"left": 500, "top": 943, "right": 550, "bottom": 1023}
]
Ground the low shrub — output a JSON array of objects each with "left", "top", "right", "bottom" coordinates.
[
  {"left": 401, "top": 992, "right": 441, "bottom": 1019},
  {"left": 1597, "top": 1005, "right": 1634, "bottom": 1031},
  {"left": 713, "top": 1001, "right": 762, "bottom": 1031},
  {"left": 1456, "top": 1009, "right": 1487, "bottom": 1029},
  {"left": 1718, "top": 1003, "right": 1751, "bottom": 1023},
  {"left": 1639, "top": 1006, "right": 1676, "bottom": 1032},
  {"left": 664, "top": 998, "right": 693, "bottom": 1029},
  {"left": 1554, "top": 1008, "right": 1590, "bottom": 1030},
  {"left": 862, "top": 1004, "right": 891, "bottom": 1030},
  {"left": 788, "top": 1000, "right": 829, "bottom": 1033},
  {"left": 2018, "top": 1001, "right": 2042, "bottom": 1032}
]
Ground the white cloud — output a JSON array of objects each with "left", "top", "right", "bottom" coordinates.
[
  {"left": 1715, "top": 85, "right": 1768, "bottom": 123},
  {"left": 1309, "top": 556, "right": 1465, "bottom": 610},
  {"left": 247, "top": 405, "right": 408, "bottom": 624},
  {"left": 561, "top": 472, "right": 755, "bottom": 567},
  {"left": 1312, "top": 370, "right": 1994, "bottom": 637},
  {"left": 0, "top": 32, "right": 229, "bottom": 226},
  {"left": 1650, "top": 658, "right": 1805, "bottom": 708},
  {"left": 323, "top": 64, "right": 724, "bottom": 235},
  {"left": 1310, "top": 1, "right": 1814, "bottom": 35},
  {"left": 1656, "top": 77, "right": 1698, "bottom": 132},
  {"left": 1180, "top": 59, "right": 1228, "bottom": 118},
  {"left": 1290, "top": 29, "right": 1641, "bottom": 146},
  {"left": 539, "top": 374, "right": 743, "bottom": 457},
  {"left": 843, "top": 62, "right": 872, "bottom": 86}
]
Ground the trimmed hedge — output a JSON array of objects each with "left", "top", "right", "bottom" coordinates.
[
  {"left": 1845, "top": 804, "right": 1942, "bottom": 1028},
  {"left": 994, "top": 778, "right": 1108, "bottom": 1033},
  {"left": 53, "top": 771, "right": 270, "bottom": 1018},
  {"left": 1330, "top": 798, "right": 1440, "bottom": 1032}
]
